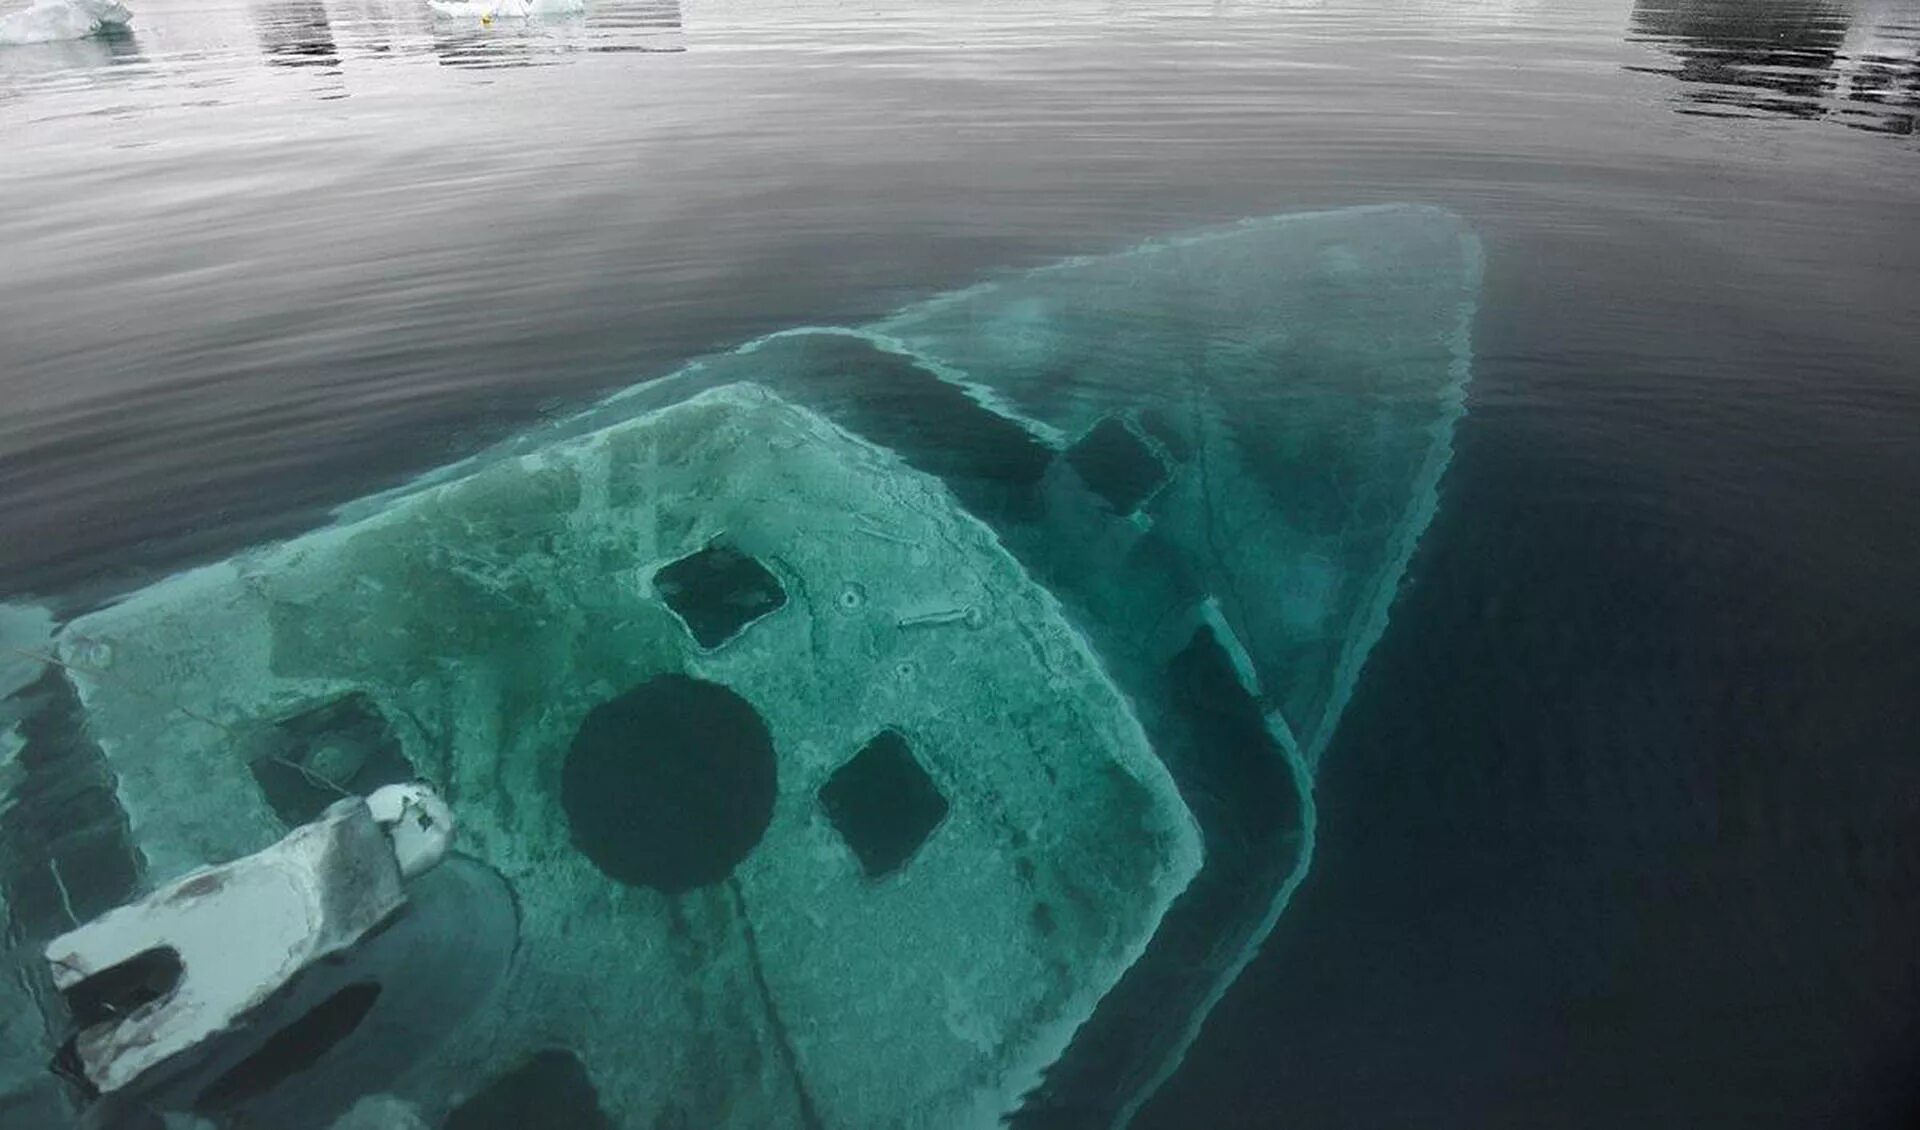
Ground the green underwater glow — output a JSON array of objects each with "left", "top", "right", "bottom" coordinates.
[{"left": 4, "top": 204, "right": 1480, "bottom": 1128}]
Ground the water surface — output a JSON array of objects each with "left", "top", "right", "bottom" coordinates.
[{"left": 4, "top": 1, "right": 1919, "bottom": 1127}]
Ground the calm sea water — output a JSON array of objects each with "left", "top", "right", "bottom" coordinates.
[{"left": 4, "top": 0, "right": 1919, "bottom": 1127}]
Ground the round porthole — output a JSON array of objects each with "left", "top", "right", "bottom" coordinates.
[{"left": 561, "top": 676, "right": 776, "bottom": 894}]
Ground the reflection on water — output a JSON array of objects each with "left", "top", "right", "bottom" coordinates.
[
  {"left": 254, "top": 0, "right": 344, "bottom": 99},
  {"left": 1629, "top": 0, "right": 1920, "bottom": 135},
  {"left": 18, "top": 0, "right": 1917, "bottom": 123},
  {"left": 1839, "top": 6, "right": 1920, "bottom": 130},
  {"left": 1, "top": 0, "right": 682, "bottom": 94},
  {"left": 426, "top": 0, "right": 680, "bottom": 68},
  {"left": 257, "top": 0, "right": 338, "bottom": 68},
  {"left": 428, "top": 1, "right": 682, "bottom": 70},
  {"left": 582, "top": 0, "right": 681, "bottom": 54}
]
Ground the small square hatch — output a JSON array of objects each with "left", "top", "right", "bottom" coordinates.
[
  {"left": 819, "top": 730, "right": 949, "bottom": 878},
  {"left": 1066, "top": 416, "right": 1170, "bottom": 515},
  {"left": 653, "top": 542, "right": 787, "bottom": 649}
]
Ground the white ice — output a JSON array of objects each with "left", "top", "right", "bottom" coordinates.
[
  {"left": 0, "top": 0, "right": 130, "bottom": 45},
  {"left": 426, "top": 0, "right": 583, "bottom": 21}
]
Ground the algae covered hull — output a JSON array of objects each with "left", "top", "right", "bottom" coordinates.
[{"left": 0, "top": 204, "right": 1480, "bottom": 1128}]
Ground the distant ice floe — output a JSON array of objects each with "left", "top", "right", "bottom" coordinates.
[
  {"left": 0, "top": 0, "right": 130, "bottom": 44},
  {"left": 426, "top": 0, "right": 583, "bottom": 20}
]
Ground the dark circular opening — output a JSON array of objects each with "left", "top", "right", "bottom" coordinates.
[{"left": 561, "top": 675, "right": 776, "bottom": 894}]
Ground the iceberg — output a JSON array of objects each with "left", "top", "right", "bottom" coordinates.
[
  {"left": 2, "top": 205, "right": 1480, "bottom": 1127},
  {"left": 0, "top": 0, "right": 130, "bottom": 45}
]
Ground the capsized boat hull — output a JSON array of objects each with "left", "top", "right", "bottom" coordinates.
[{"left": 4, "top": 204, "right": 1479, "bottom": 1128}]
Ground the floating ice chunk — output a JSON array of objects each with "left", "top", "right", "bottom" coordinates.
[
  {"left": 365, "top": 783, "right": 454, "bottom": 880},
  {"left": 42, "top": 786, "right": 473, "bottom": 1126},
  {"left": 45, "top": 798, "right": 410, "bottom": 1095},
  {"left": 426, "top": 0, "right": 583, "bottom": 21},
  {"left": 0, "top": 0, "right": 130, "bottom": 45}
]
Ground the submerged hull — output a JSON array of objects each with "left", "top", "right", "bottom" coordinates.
[{"left": 1, "top": 204, "right": 1479, "bottom": 1128}]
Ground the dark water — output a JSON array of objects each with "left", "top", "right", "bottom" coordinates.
[{"left": 4, "top": 0, "right": 1920, "bottom": 1127}]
